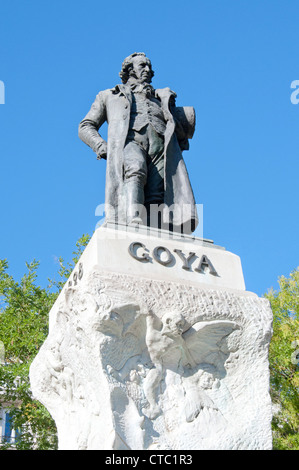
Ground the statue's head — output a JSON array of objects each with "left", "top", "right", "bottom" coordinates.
[
  {"left": 119, "top": 52, "right": 154, "bottom": 84},
  {"left": 161, "top": 311, "right": 185, "bottom": 337}
]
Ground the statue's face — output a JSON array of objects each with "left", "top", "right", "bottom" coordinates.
[
  {"left": 130, "top": 55, "right": 152, "bottom": 84},
  {"left": 161, "top": 312, "right": 185, "bottom": 336}
]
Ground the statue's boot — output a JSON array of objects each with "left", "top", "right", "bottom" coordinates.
[{"left": 125, "top": 181, "right": 145, "bottom": 225}]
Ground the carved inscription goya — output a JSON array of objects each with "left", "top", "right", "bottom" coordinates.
[{"left": 128, "top": 241, "right": 218, "bottom": 276}]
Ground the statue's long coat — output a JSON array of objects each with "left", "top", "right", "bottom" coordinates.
[{"left": 79, "top": 84, "right": 198, "bottom": 232}]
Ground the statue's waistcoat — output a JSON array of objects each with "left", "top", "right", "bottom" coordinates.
[{"left": 129, "top": 92, "right": 166, "bottom": 136}]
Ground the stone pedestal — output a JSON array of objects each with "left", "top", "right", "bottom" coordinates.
[{"left": 30, "top": 224, "right": 273, "bottom": 450}]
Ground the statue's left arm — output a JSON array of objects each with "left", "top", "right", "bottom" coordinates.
[
  {"left": 172, "top": 105, "right": 196, "bottom": 152},
  {"left": 156, "top": 88, "right": 196, "bottom": 152}
]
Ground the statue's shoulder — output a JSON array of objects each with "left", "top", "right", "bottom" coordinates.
[
  {"left": 95, "top": 88, "right": 115, "bottom": 98},
  {"left": 92, "top": 87, "right": 120, "bottom": 107}
]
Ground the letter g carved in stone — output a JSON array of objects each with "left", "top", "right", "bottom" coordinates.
[{"left": 128, "top": 242, "right": 150, "bottom": 262}]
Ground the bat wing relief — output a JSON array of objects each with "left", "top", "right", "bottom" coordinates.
[
  {"left": 71, "top": 280, "right": 241, "bottom": 426},
  {"left": 142, "top": 313, "right": 241, "bottom": 421}
]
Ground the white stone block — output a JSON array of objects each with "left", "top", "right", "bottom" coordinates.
[{"left": 30, "top": 225, "right": 273, "bottom": 450}]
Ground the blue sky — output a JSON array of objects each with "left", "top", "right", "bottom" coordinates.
[{"left": 0, "top": 0, "right": 298, "bottom": 297}]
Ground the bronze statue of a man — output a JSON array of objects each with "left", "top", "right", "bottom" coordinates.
[{"left": 79, "top": 52, "right": 198, "bottom": 233}]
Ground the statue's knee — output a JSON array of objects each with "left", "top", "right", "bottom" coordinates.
[{"left": 124, "top": 170, "right": 147, "bottom": 187}]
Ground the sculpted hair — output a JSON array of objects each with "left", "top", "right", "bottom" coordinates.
[{"left": 119, "top": 52, "right": 154, "bottom": 84}]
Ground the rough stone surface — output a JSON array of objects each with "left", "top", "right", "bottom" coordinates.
[{"left": 30, "top": 228, "right": 273, "bottom": 450}]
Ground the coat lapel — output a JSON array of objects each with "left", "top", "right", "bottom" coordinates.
[{"left": 114, "top": 83, "right": 132, "bottom": 107}]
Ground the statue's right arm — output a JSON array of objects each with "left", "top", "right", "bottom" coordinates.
[{"left": 78, "top": 91, "right": 108, "bottom": 160}]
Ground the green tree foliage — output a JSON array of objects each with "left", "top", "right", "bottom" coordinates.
[
  {"left": 265, "top": 268, "right": 299, "bottom": 450},
  {"left": 0, "top": 235, "right": 90, "bottom": 450}
]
